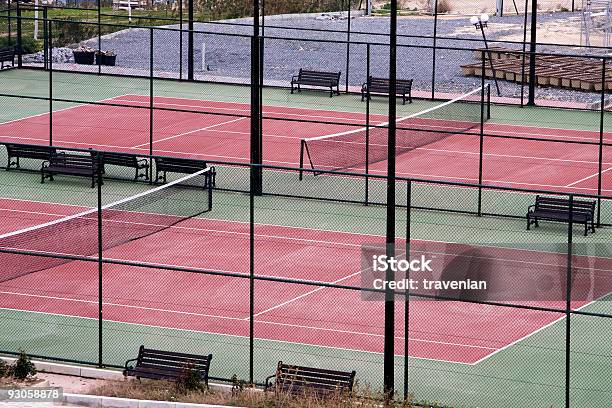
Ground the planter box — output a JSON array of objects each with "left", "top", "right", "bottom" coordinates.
[
  {"left": 73, "top": 51, "right": 95, "bottom": 65},
  {"left": 95, "top": 53, "right": 116, "bottom": 66}
]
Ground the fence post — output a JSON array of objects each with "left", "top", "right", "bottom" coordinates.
[
  {"left": 49, "top": 20, "right": 52, "bottom": 146},
  {"left": 403, "top": 179, "right": 411, "bottom": 400},
  {"left": 43, "top": 6, "right": 47, "bottom": 70},
  {"left": 527, "top": 0, "right": 537, "bottom": 106},
  {"left": 519, "top": 0, "right": 528, "bottom": 107},
  {"left": 431, "top": 0, "right": 438, "bottom": 100},
  {"left": 188, "top": 0, "right": 194, "bottom": 80},
  {"left": 149, "top": 28, "right": 154, "bottom": 182},
  {"left": 478, "top": 54, "right": 486, "bottom": 216},
  {"left": 97, "top": 152, "right": 103, "bottom": 368},
  {"left": 97, "top": 0, "right": 101, "bottom": 75},
  {"left": 384, "top": 0, "right": 398, "bottom": 398},
  {"left": 565, "top": 194, "right": 573, "bottom": 408},
  {"left": 16, "top": 1, "right": 21, "bottom": 68},
  {"left": 249, "top": 164, "right": 255, "bottom": 385},
  {"left": 345, "top": 0, "right": 351, "bottom": 93},
  {"left": 179, "top": 0, "right": 183, "bottom": 80},
  {"left": 597, "top": 58, "right": 605, "bottom": 226},
  {"left": 365, "top": 43, "right": 370, "bottom": 205}
]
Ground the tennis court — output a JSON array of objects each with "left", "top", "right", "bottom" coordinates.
[
  {"left": 1, "top": 70, "right": 611, "bottom": 407},
  {"left": 0, "top": 90, "right": 610, "bottom": 194}
]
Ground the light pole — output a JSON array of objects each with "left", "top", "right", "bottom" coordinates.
[{"left": 470, "top": 13, "right": 501, "bottom": 96}]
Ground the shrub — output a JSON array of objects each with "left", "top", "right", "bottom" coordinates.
[
  {"left": 10, "top": 351, "right": 37, "bottom": 381},
  {"left": 0, "top": 36, "right": 43, "bottom": 54},
  {"left": 436, "top": 0, "right": 452, "bottom": 13},
  {"left": 0, "top": 359, "right": 8, "bottom": 377},
  {"left": 175, "top": 363, "right": 205, "bottom": 393}
]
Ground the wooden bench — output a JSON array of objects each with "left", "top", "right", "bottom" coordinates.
[
  {"left": 4, "top": 143, "right": 56, "bottom": 170},
  {"left": 361, "top": 76, "right": 413, "bottom": 104},
  {"left": 527, "top": 195, "right": 596, "bottom": 236},
  {"left": 100, "top": 151, "right": 149, "bottom": 180},
  {"left": 265, "top": 361, "right": 356, "bottom": 398},
  {"left": 0, "top": 46, "right": 15, "bottom": 69},
  {"left": 123, "top": 345, "right": 213, "bottom": 386},
  {"left": 291, "top": 69, "right": 341, "bottom": 97},
  {"left": 41, "top": 152, "right": 99, "bottom": 188},
  {"left": 154, "top": 156, "right": 215, "bottom": 187}
]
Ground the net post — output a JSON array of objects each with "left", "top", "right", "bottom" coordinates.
[
  {"left": 96, "top": 150, "right": 103, "bottom": 368},
  {"left": 487, "top": 83, "right": 491, "bottom": 119},
  {"left": 299, "top": 140, "right": 305, "bottom": 181},
  {"left": 597, "top": 58, "right": 605, "bottom": 227}
]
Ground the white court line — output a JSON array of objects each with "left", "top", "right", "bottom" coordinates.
[
  {"left": 249, "top": 270, "right": 364, "bottom": 319},
  {"left": 0, "top": 291, "right": 496, "bottom": 358},
  {"left": 130, "top": 116, "right": 247, "bottom": 148},
  {"left": 113, "top": 94, "right": 387, "bottom": 124},
  {"left": 565, "top": 167, "right": 612, "bottom": 187},
  {"left": 0, "top": 306, "right": 472, "bottom": 365},
  {"left": 0, "top": 94, "right": 133, "bottom": 128}
]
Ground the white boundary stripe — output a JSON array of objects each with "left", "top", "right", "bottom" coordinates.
[
  {"left": 303, "top": 86, "right": 484, "bottom": 143},
  {"left": 0, "top": 94, "right": 133, "bottom": 128},
  {"left": 565, "top": 166, "right": 612, "bottom": 187},
  {"left": 113, "top": 94, "right": 387, "bottom": 124},
  {"left": 0, "top": 306, "right": 473, "bottom": 365},
  {"left": 472, "top": 289, "right": 611, "bottom": 365},
  {"left": 0, "top": 292, "right": 496, "bottom": 358},
  {"left": 131, "top": 117, "right": 247, "bottom": 148},
  {"left": 0, "top": 167, "right": 211, "bottom": 240}
]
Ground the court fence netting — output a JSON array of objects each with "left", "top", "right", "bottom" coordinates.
[
  {"left": 0, "top": 5, "right": 610, "bottom": 408},
  {"left": 0, "top": 152, "right": 611, "bottom": 407}
]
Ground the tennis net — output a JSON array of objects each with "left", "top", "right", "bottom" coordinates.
[
  {"left": 299, "top": 85, "right": 490, "bottom": 175},
  {"left": 0, "top": 167, "right": 214, "bottom": 283}
]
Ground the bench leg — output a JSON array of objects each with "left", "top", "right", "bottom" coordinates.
[
  {"left": 592, "top": 221, "right": 596, "bottom": 234},
  {"left": 584, "top": 223, "right": 588, "bottom": 236},
  {"left": 290, "top": 83, "right": 294, "bottom": 94}
]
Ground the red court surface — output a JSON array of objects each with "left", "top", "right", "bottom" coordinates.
[
  {"left": 1, "top": 198, "right": 610, "bottom": 365},
  {"left": 0, "top": 94, "right": 609, "bottom": 194}
]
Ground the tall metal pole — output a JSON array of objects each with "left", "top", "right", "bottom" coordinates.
[
  {"left": 97, "top": 0, "right": 101, "bottom": 75},
  {"left": 477, "top": 21, "right": 501, "bottom": 96},
  {"left": 596, "top": 58, "right": 606, "bottom": 226},
  {"left": 179, "top": 0, "right": 183, "bottom": 79},
  {"left": 384, "top": 0, "right": 397, "bottom": 399},
  {"left": 527, "top": 0, "right": 537, "bottom": 106},
  {"left": 187, "top": 0, "right": 194, "bottom": 80},
  {"left": 519, "top": 0, "right": 529, "bottom": 107},
  {"left": 345, "top": 0, "right": 351, "bottom": 93},
  {"left": 251, "top": 0, "right": 262, "bottom": 195},
  {"left": 431, "top": 0, "right": 438, "bottom": 100}
]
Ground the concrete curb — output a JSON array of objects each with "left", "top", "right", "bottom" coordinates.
[{"left": 63, "top": 393, "right": 240, "bottom": 408}]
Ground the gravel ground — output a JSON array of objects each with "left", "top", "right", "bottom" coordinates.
[{"left": 59, "top": 11, "right": 607, "bottom": 104}]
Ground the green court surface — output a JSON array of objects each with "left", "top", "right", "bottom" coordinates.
[{"left": 0, "top": 68, "right": 611, "bottom": 408}]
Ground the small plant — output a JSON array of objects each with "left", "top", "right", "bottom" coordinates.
[
  {"left": 0, "top": 359, "right": 8, "bottom": 377},
  {"left": 560, "top": 6, "right": 569, "bottom": 12},
  {"left": 231, "top": 374, "right": 247, "bottom": 396},
  {"left": 175, "top": 362, "right": 205, "bottom": 393},
  {"left": 10, "top": 351, "right": 36, "bottom": 381}
]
